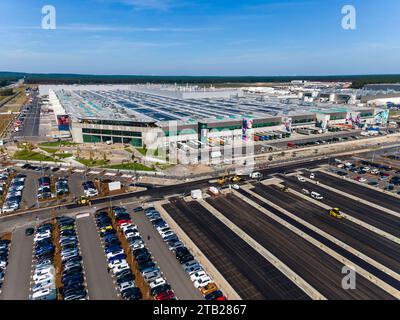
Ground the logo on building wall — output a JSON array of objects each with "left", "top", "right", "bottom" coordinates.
[
  {"left": 374, "top": 110, "right": 389, "bottom": 124},
  {"left": 242, "top": 118, "right": 253, "bottom": 141}
]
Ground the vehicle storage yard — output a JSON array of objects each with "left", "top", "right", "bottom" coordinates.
[{"left": 0, "top": 156, "right": 399, "bottom": 300}]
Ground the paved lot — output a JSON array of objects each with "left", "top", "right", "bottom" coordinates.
[
  {"left": 280, "top": 174, "right": 400, "bottom": 238},
  {"left": 14, "top": 95, "right": 40, "bottom": 138},
  {"left": 125, "top": 204, "right": 203, "bottom": 300},
  {"left": 258, "top": 183, "right": 400, "bottom": 276},
  {"left": 0, "top": 227, "right": 34, "bottom": 300},
  {"left": 209, "top": 192, "right": 395, "bottom": 299},
  {"left": 163, "top": 199, "right": 309, "bottom": 300},
  {"left": 76, "top": 215, "right": 119, "bottom": 300},
  {"left": 317, "top": 171, "right": 400, "bottom": 213}
]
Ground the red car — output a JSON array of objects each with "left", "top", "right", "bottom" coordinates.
[
  {"left": 155, "top": 290, "right": 175, "bottom": 301},
  {"left": 117, "top": 219, "right": 132, "bottom": 226}
]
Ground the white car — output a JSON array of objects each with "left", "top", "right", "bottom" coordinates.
[
  {"left": 33, "top": 273, "right": 54, "bottom": 283},
  {"left": 119, "top": 281, "right": 135, "bottom": 291},
  {"left": 309, "top": 173, "right": 315, "bottom": 179},
  {"left": 125, "top": 230, "right": 140, "bottom": 238},
  {"left": 112, "top": 264, "right": 130, "bottom": 274},
  {"left": 150, "top": 277, "right": 166, "bottom": 289},
  {"left": 194, "top": 276, "right": 212, "bottom": 288},
  {"left": 108, "top": 259, "right": 127, "bottom": 269},
  {"left": 190, "top": 271, "right": 208, "bottom": 282},
  {"left": 157, "top": 226, "right": 170, "bottom": 233},
  {"left": 0, "top": 260, "right": 7, "bottom": 268},
  {"left": 143, "top": 270, "right": 161, "bottom": 282},
  {"left": 34, "top": 234, "right": 51, "bottom": 242},
  {"left": 142, "top": 268, "right": 160, "bottom": 278},
  {"left": 131, "top": 243, "right": 145, "bottom": 251},
  {"left": 358, "top": 177, "right": 367, "bottom": 182},
  {"left": 106, "top": 250, "right": 124, "bottom": 259},
  {"left": 161, "top": 231, "right": 175, "bottom": 239},
  {"left": 311, "top": 192, "right": 323, "bottom": 200},
  {"left": 187, "top": 266, "right": 203, "bottom": 276},
  {"left": 231, "top": 184, "right": 240, "bottom": 190},
  {"left": 297, "top": 176, "right": 306, "bottom": 182}
]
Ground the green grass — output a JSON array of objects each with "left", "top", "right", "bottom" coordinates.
[
  {"left": 39, "top": 147, "right": 59, "bottom": 154},
  {"left": 54, "top": 153, "right": 73, "bottom": 159},
  {"left": 13, "top": 150, "right": 55, "bottom": 162},
  {"left": 136, "top": 148, "right": 165, "bottom": 158},
  {"left": 39, "top": 141, "right": 78, "bottom": 147},
  {"left": 76, "top": 158, "right": 109, "bottom": 167},
  {"left": 104, "top": 162, "right": 154, "bottom": 171},
  {"left": 136, "top": 148, "right": 147, "bottom": 156}
]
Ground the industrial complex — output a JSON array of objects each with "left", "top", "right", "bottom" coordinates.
[{"left": 39, "top": 83, "right": 394, "bottom": 150}]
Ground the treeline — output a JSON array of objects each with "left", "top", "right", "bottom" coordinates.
[{"left": 1, "top": 71, "right": 400, "bottom": 87}]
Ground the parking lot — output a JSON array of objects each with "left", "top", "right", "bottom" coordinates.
[
  {"left": 328, "top": 158, "right": 400, "bottom": 195},
  {"left": 0, "top": 227, "right": 34, "bottom": 300}
]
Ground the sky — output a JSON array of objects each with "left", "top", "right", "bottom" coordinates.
[{"left": 0, "top": 0, "right": 399, "bottom": 76}]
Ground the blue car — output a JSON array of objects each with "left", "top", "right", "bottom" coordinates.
[
  {"left": 108, "top": 253, "right": 127, "bottom": 263},
  {"left": 105, "top": 245, "right": 122, "bottom": 253}
]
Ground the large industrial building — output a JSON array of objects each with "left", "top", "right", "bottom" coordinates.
[{"left": 39, "top": 84, "right": 389, "bottom": 148}]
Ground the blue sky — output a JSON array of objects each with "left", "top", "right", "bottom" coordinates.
[{"left": 0, "top": 0, "right": 399, "bottom": 76}]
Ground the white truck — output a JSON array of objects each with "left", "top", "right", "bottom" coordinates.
[{"left": 249, "top": 172, "right": 263, "bottom": 179}]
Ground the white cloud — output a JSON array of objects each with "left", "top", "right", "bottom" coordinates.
[{"left": 121, "top": 0, "right": 174, "bottom": 10}]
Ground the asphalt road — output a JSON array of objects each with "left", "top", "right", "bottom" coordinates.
[
  {"left": 163, "top": 199, "right": 310, "bottom": 300},
  {"left": 14, "top": 94, "right": 40, "bottom": 138},
  {"left": 258, "top": 183, "right": 400, "bottom": 276},
  {"left": 280, "top": 174, "right": 400, "bottom": 238},
  {"left": 317, "top": 171, "right": 400, "bottom": 213},
  {"left": 76, "top": 215, "right": 119, "bottom": 300},
  {"left": 208, "top": 192, "right": 395, "bottom": 299},
  {"left": 0, "top": 227, "right": 34, "bottom": 300},
  {"left": 126, "top": 205, "right": 204, "bottom": 300}
]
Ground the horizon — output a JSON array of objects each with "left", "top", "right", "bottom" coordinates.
[{"left": 1, "top": 0, "right": 400, "bottom": 76}]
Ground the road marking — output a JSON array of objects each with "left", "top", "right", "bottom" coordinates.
[
  {"left": 76, "top": 213, "right": 90, "bottom": 219},
  {"left": 317, "top": 169, "right": 400, "bottom": 218},
  {"left": 237, "top": 186, "right": 400, "bottom": 299},
  {"left": 155, "top": 201, "right": 241, "bottom": 301},
  {"left": 198, "top": 198, "right": 326, "bottom": 301}
]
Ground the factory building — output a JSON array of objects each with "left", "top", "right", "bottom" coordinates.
[{"left": 40, "top": 85, "right": 385, "bottom": 147}]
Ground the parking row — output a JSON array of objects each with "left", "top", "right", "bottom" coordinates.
[
  {"left": 1, "top": 170, "right": 26, "bottom": 214},
  {"left": 330, "top": 159, "right": 400, "bottom": 194},
  {"left": 0, "top": 237, "right": 11, "bottom": 294},
  {"left": 29, "top": 222, "right": 57, "bottom": 300},
  {"left": 113, "top": 206, "right": 176, "bottom": 300},
  {"left": 55, "top": 216, "right": 88, "bottom": 300},
  {"left": 143, "top": 206, "right": 227, "bottom": 300},
  {"left": 94, "top": 209, "right": 142, "bottom": 300}
]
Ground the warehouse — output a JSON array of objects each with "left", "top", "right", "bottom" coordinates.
[{"left": 40, "top": 85, "right": 384, "bottom": 148}]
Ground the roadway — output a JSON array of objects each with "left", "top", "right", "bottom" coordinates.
[
  {"left": 0, "top": 226, "right": 34, "bottom": 300},
  {"left": 317, "top": 171, "right": 400, "bottom": 213},
  {"left": 163, "top": 199, "right": 310, "bottom": 300},
  {"left": 0, "top": 157, "right": 331, "bottom": 226},
  {"left": 279, "top": 174, "right": 400, "bottom": 238},
  {"left": 76, "top": 214, "right": 119, "bottom": 300},
  {"left": 125, "top": 204, "right": 204, "bottom": 300},
  {"left": 207, "top": 192, "right": 395, "bottom": 299},
  {"left": 14, "top": 93, "right": 40, "bottom": 138},
  {"left": 254, "top": 183, "right": 400, "bottom": 276}
]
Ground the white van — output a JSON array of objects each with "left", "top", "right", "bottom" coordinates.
[{"left": 30, "top": 288, "right": 57, "bottom": 300}]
